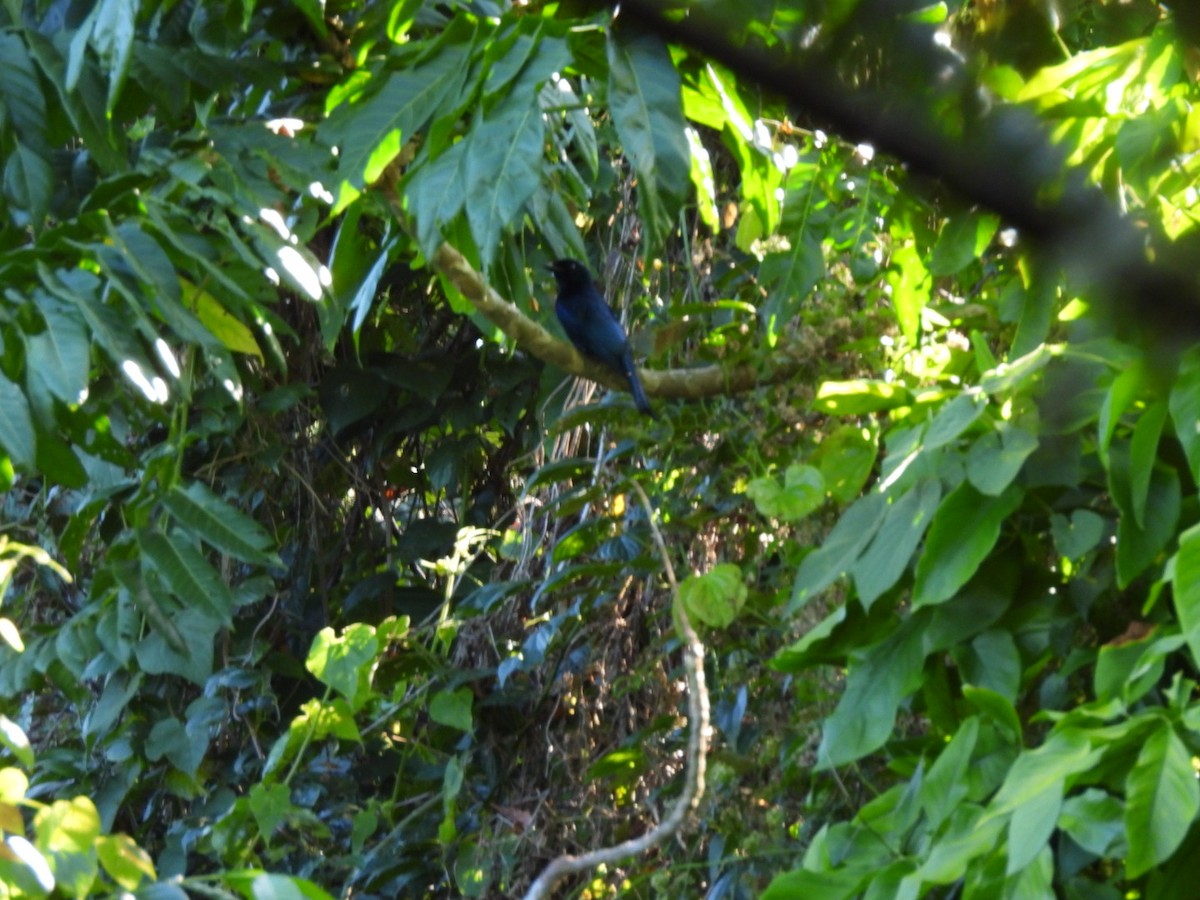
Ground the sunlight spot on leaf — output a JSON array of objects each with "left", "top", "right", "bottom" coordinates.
[
  {"left": 121, "top": 359, "right": 168, "bottom": 404},
  {"left": 276, "top": 246, "right": 324, "bottom": 300},
  {"left": 154, "top": 338, "right": 180, "bottom": 379},
  {"left": 260, "top": 208, "right": 292, "bottom": 241}
]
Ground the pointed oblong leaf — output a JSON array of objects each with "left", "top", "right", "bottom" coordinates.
[
  {"left": 1125, "top": 723, "right": 1200, "bottom": 877},
  {"left": 463, "top": 93, "right": 545, "bottom": 271},
  {"left": 607, "top": 27, "right": 690, "bottom": 252},
  {"left": 0, "top": 376, "right": 36, "bottom": 470},
  {"left": 138, "top": 528, "right": 235, "bottom": 625},
  {"left": 162, "top": 482, "right": 280, "bottom": 568}
]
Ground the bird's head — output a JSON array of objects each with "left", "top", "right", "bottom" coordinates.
[{"left": 546, "top": 258, "right": 594, "bottom": 290}]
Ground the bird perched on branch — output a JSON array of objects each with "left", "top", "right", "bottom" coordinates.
[{"left": 547, "top": 258, "right": 654, "bottom": 417}]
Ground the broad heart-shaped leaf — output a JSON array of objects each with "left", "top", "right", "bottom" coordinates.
[
  {"left": 162, "top": 482, "right": 280, "bottom": 568},
  {"left": 1125, "top": 722, "right": 1200, "bottom": 878},
  {"left": 679, "top": 562, "right": 747, "bottom": 628},
  {"left": 851, "top": 478, "right": 941, "bottom": 609},
  {"left": 606, "top": 27, "right": 690, "bottom": 254},
  {"left": 429, "top": 687, "right": 474, "bottom": 732},
  {"left": 912, "top": 483, "right": 1022, "bottom": 608},
  {"left": 306, "top": 624, "right": 378, "bottom": 712},
  {"left": 1176, "top": 524, "right": 1200, "bottom": 672},
  {"left": 138, "top": 528, "right": 235, "bottom": 625},
  {"left": 745, "top": 465, "right": 824, "bottom": 522},
  {"left": 0, "top": 376, "right": 36, "bottom": 471},
  {"left": 463, "top": 92, "right": 545, "bottom": 272}
]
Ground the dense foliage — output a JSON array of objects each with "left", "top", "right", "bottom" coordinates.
[{"left": 2, "top": 0, "right": 1200, "bottom": 897}]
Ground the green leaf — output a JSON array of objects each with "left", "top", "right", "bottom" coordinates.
[
  {"left": 1115, "top": 463, "right": 1179, "bottom": 588},
  {"left": 162, "top": 482, "right": 280, "bottom": 568},
  {"left": 887, "top": 241, "right": 929, "bottom": 344},
  {"left": 815, "top": 425, "right": 878, "bottom": 503},
  {"left": 305, "top": 624, "right": 379, "bottom": 712},
  {"left": 463, "top": 92, "right": 545, "bottom": 271},
  {"left": 249, "top": 782, "right": 293, "bottom": 842},
  {"left": 1169, "top": 347, "right": 1200, "bottom": 482},
  {"left": 134, "top": 606, "right": 219, "bottom": 686},
  {"left": 851, "top": 479, "right": 941, "bottom": 609},
  {"left": 1128, "top": 400, "right": 1168, "bottom": 529},
  {"left": 983, "top": 729, "right": 1099, "bottom": 823},
  {"left": 27, "top": 298, "right": 90, "bottom": 405},
  {"left": 817, "top": 618, "right": 925, "bottom": 767},
  {"left": 761, "top": 867, "right": 869, "bottom": 899},
  {"left": 145, "top": 717, "right": 208, "bottom": 776},
  {"left": 607, "top": 28, "right": 690, "bottom": 253},
  {"left": 138, "top": 529, "right": 236, "bottom": 625},
  {"left": 929, "top": 212, "right": 999, "bottom": 276},
  {"left": 322, "top": 44, "right": 469, "bottom": 209},
  {"left": 1050, "top": 509, "right": 1106, "bottom": 562},
  {"left": 679, "top": 563, "right": 747, "bottom": 628},
  {"left": 1124, "top": 724, "right": 1199, "bottom": 878},
  {"left": 0, "top": 375, "right": 36, "bottom": 470},
  {"left": 921, "top": 717, "right": 979, "bottom": 832},
  {"left": 92, "top": 0, "right": 137, "bottom": 113},
  {"left": 430, "top": 687, "right": 474, "bottom": 732},
  {"left": 183, "top": 281, "right": 262, "bottom": 359},
  {"left": 922, "top": 392, "right": 988, "bottom": 452},
  {"left": 761, "top": 234, "right": 824, "bottom": 333},
  {"left": 965, "top": 423, "right": 1038, "bottom": 496},
  {"left": 913, "top": 483, "right": 1022, "bottom": 607},
  {"left": 746, "top": 464, "right": 824, "bottom": 522},
  {"left": 1059, "top": 789, "right": 1125, "bottom": 857},
  {"left": 1174, "top": 522, "right": 1200, "bottom": 671},
  {"left": 789, "top": 492, "right": 887, "bottom": 610},
  {"left": 3, "top": 141, "right": 53, "bottom": 228},
  {"left": 1006, "top": 779, "right": 1062, "bottom": 875},
  {"left": 0, "top": 715, "right": 34, "bottom": 767},
  {"left": 814, "top": 379, "right": 912, "bottom": 415},
  {"left": 95, "top": 834, "right": 156, "bottom": 890},
  {"left": 0, "top": 33, "right": 48, "bottom": 152}
]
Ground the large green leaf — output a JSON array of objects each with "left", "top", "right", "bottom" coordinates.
[
  {"left": 463, "top": 92, "right": 545, "bottom": 271},
  {"left": 162, "top": 482, "right": 280, "bottom": 568},
  {"left": 321, "top": 40, "right": 471, "bottom": 210},
  {"left": 0, "top": 33, "right": 48, "bottom": 152},
  {"left": 0, "top": 376, "right": 36, "bottom": 471},
  {"left": 913, "top": 483, "right": 1023, "bottom": 608},
  {"left": 817, "top": 617, "right": 925, "bottom": 767},
  {"left": 1124, "top": 723, "right": 1199, "bottom": 878},
  {"left": 607, "top": 27, "right": 690, "bottom": 253},
  {"left": 851, "top": 478, "right": 941, "bottom": 608},
  {"left": 789, "top": 491, "right": 887, "bottom": 610},
  {"left": 1173, "top": 522, "right": 1200, "bottom": 672},
  {"left": 138, "top": 528, "right": 236, "bottom": 625}
]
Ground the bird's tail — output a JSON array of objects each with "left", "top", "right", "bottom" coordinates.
[{"left": 623, "top": 352, "right": 655, "bottom": 417}]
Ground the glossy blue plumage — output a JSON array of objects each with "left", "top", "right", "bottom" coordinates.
[{"left": 547, "top": 259, "right": 653, "bottom": 416}]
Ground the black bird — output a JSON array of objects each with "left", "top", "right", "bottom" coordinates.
[{"left": 547, "top": 258, "right": 653, "bottom": 416}]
